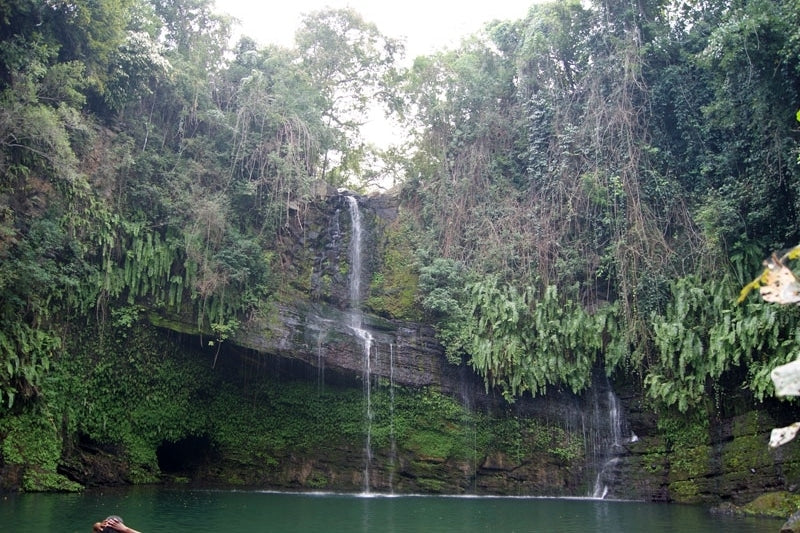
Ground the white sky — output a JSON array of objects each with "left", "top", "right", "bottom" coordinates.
[{"left": 215, "top": 0, "right": 538, "bottom": 60}]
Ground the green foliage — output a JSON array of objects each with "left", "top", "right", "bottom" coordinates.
[
  {"left": 1, "top": 0, "right": 799, "bottom": 496},
  {"left": 657, "top": 410, "right": 710, "bottom": 449},
  {"left": 0, "top": 321, "right": 216, "bottom": 489},
  {"left": 481, "top": 414, "right": 583, "bottom": 464},
  {"left": 463, "top": 277, "right": 622, "bottom": 400},
  {"left": 209, "top": 378, "right": 366, "bottom": 460},
  {"left": 0, "top": 314, "right": 589, "bottom": 492},
  {"left": 388, "top": 388, "right": 477, "bottom": 462},
  {"left": 366, "top": 217, "right": 420, "bottom": 320},
  {"left": 417, "top": 257, "right": 472, "bottom": 364},
  {"left": 0, "top": 409, "right": 82, "bottom": 492},
  {"left": 295, "top": 7, "right": 403, "bottom": 184},
  {"left": 0, "top": 321, "right": 59, "bottom": 409},
  {"left": 419, "top": 259, "right": 626, "bottom": 399},
  {"left": 647, "top": 275, "right": 800, "bottom": 411},
  {"left": 669, "top": 479, "right": 700, "bottom": 502},
  {"left": 398, "top": 0, "right": 800, "bottom": 418},
  {"left": 740, "top": 492, "right": 800, "bottom": 518}
]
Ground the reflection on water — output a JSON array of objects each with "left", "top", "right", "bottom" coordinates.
[{"left": 0, "top": 487, "right": 781, "bottom": 533}]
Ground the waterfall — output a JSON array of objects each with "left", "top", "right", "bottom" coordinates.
[
  {"left": 357, "top": 326, "right": 373, "bottom": 494},
  {"left": 316, "top": 330, "right": 325, "bottom": 395},
  {"left": 388, "top": 343, "right": 396, "bottom": 493},
  {"left": 590, "top": 385, "right": 635, "bottom": 499},
  {"left": 346, "top": 196, "right": 363, "bottom": 309},
  {"left": 345, "top": 195, "right": 374, "bottom": 494}
]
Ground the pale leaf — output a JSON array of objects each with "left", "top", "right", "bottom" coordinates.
[
  {"left": 770, "top": 359, "right": 800, "bottom": 396},
  {"left": 759, "top": 254, "right": 800, "bottom": 304},
  {"left": 769, "top": 422, "right": 800, "bottom": 448}
]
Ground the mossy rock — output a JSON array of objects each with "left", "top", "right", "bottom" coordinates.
[
  {"left": 306, "top": 471, "right": 329, "bottom": 489},
  {"left": 668, "top": 479, "right": 700, "bottom": 503},
  {"left": 723, "top": 434, "right": 773, "bottom": 473},
  {"left": 416, "top": 477, "right": 448, "bottom": 493},
  {"left": 668, "top": 444, "right": 711, "bottom": 481},
  {"left": 0, "top": 409, "right": 83, "bottom": 492},
  {"left": 731, "top": 411, "right": 776, "bottom": 439},
  {"left": 741, "top": 491, "right": 800, "bottom": 518},
  {"left": 22, "top": 469, "right": 83, "bottom": 492},
  {"left": 405, "top": 429, "right": 454, "bottom": 460}
]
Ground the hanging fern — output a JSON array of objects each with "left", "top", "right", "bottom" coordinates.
[
  {"left": 646, "top": 275, "right": 800, "bottom": 411},
  {"left": 464, "top": 276, "right": 622, "bottom": 401}
]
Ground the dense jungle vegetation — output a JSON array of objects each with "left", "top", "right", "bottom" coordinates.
[{"left": 1, "top": 0, "right": 800, "bottom": 490}]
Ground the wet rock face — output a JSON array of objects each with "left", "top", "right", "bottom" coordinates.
[
  {"left": 58, "top": 439, "right": 135, "bottom": 487},
  {"left": 178, "top": 192, "right": 621, "bottom": 496},
  {"left": 611, "top": 392, "right": 800, "bottom": 505},
  {"left": 235, "top": 303, "right": 450, "bottom": 390},
  {"left": 236, "top": 192, "right": 452, "bottom": 391}
]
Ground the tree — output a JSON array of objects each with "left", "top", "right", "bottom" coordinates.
[
  {"left": 294, "top": 8, "right": 404, "bottom": 185},
  {"left": 225, "top": 43, "right": 323, "bottom": 226}
]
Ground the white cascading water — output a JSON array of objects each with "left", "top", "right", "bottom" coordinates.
[
  {"left": 345, "top": 195, "right": 374, "bottom": 494},
  {"left": 316, "top": 331, "right": 325, "bottom": 395},
  {"left": 591, "top": 388, "right": 636, "bottom": 498},
  {"left": 388, "top": 343, "right": 396, "bottom": 493}
]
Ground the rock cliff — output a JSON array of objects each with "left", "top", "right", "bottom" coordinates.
[{"left": 146, "top": 191, "right": 800, "bottom": 505}]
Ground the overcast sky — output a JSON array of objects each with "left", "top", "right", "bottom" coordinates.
[{"left": 215, "top": 0, "right": 538, "bottom": 60}]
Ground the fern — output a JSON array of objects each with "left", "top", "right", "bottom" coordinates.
[{"left": 463, "top": 276, "right": 620, "bottom": 401}]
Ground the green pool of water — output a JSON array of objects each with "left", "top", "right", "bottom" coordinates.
[{"left": 0, "top": 487, "right": 782, "bottom": 533}]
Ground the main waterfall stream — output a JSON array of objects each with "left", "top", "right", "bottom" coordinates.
[{"left": 345, "top": 195, "right": 375, "bottom": 493}]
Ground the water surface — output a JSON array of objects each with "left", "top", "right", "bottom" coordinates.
[{"left": 0, "top": 487, "right": 781, "bottom": 533}]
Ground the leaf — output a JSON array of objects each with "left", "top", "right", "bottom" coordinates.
[
  {"left": 758, "top": 254, "right": 800, "bottom": 304},
  {"left": 769, "top": 422, "right": 800, "bottom": 448},
  {"left": 770, "top": 358, "right": 800, "bottom": 396}
]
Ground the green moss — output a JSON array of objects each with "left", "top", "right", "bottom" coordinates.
[
  {"left": 23, "top": 469, "right": 83, "bottom": 492},
  {"left": 366, "top": 217, "right": 421, "bottom": 320},
  {"left": 723, "top": 434, "right": 772, "bottom": 473},
  {"left": 128, "top": 465, "right": 159, "bottom": 484},
  {"left": 642, "top": 451, "right": 668, "bottom": 475},
  {"left": 657, "top": 410, "right": 710, "bottom": 448},
  {"left": 741, "top": 491, "right": 800, "bottom": 518},
  {"left": 406, "top": 429, "right": 453, "bottom": 460},
  {"left": 521, "top": 419, "right": 584, "bottom": 464},
  {"left": 777, "top": 443, "right": 800, "bottom": 482},
  {"left": 732, "top": 411, "right": 775, "bottom": 438},
  {"left": 319, "top": 273, "right": 332, "bottom": 297},
  {"left": 669, "top": 479, "right": 700, "bottom": 503},
  {"left": 417, "top": 477, "right": 448, "bottom": 493},
  {"left": 147, "top": 312, "right": 203, "bottom": 335},
  {"left": 0, "top": 409, "right": 82, "bottom": 492},
  {"left": 306, "top": 472, "right": 329, "bottom": 489},
  {"left": 669, "top": 445, "right": 711, "bottom": 480},
  {"left": 548, "top": 439, "right": 584, "bottom": 464}
]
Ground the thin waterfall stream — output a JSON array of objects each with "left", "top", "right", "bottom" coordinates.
[
  {"left": 590, "top": 386, "right": 637, "bottom": 499},
  {"left": 389, "top": 342, "right": 396, "bottom": 493},
  {"left": 345, "top": 195, "right": 374, "bottom": 494}
]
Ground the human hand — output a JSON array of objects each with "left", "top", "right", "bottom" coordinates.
[{"left": 101, "top": 517, "right": 126, "bottom": 532}]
